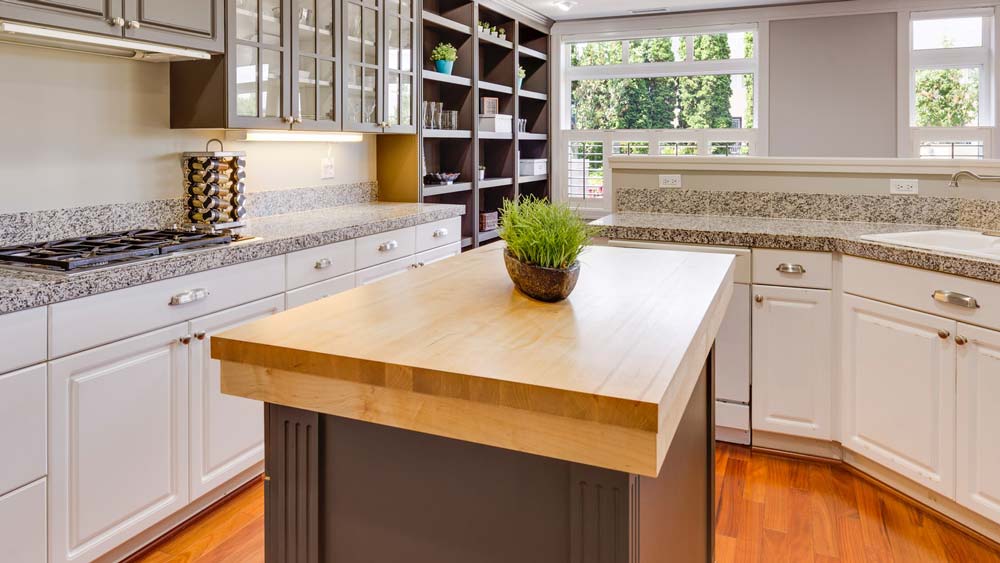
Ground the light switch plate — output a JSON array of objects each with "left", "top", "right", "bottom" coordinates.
[
  {"left": 321, "top": 157, "right": 336, "bottom": 180},
  {"left": 890, "top": 178, "right": 918, "bottom": 195},
  {"left": 658, "top": 174, "right": 682, "bottom": 188}
]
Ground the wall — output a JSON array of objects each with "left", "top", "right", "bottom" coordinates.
[
  {"left": 0, "top": 43, "right": 377, "bottom": 214},
  {"left": 768, "top": 13, "right": 898, "bottom": 158}
]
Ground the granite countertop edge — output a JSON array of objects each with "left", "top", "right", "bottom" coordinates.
[
  {"left": 0, "top": 202, "right": 465, "bottom": 315},
  {"left": 595, "top": 211, "right": 1000, "bottom": 285}
]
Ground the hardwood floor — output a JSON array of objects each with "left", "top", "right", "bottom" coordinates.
[{"left": 131, "top": 444, "right": 1000, "bottom": 563}]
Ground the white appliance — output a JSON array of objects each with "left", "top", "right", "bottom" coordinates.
[{"left": 608, "top": 240, "right": 752, "bottom": 445}]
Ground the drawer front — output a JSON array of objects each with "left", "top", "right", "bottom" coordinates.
[
  {"left": 0, "top": 364, "right": 46, "bottom": 495},
  {"left": 356, "top": 227, "right": 416, "bottom": 270},
  {"left": 415, "top": 217, "right": 462, "bottom": 253},
  {"left": 286, "top": 240, "right": 355, "bottom": 290},
  {"left": 50, "top": 256, "right": 285, "bottom": 358},
  {"left": 608, "top": 240, "right": 751, "bottom": 283},
  {"left": 753, "top": 249, "right": 833, "bottom": 289},
  {"left": 0, "top": 307, "right": 46, "bottom": 373},
  {"left": 286, "top": 274, "right": 356, "bottom": 309},
  {"left": 0, "top": 478, "right": 46, "bottom": 563},
  {"left": 716, "top": 401, "right": 750, "bottom": 431},
  {"left": 356, "top": 256, "right": 415, "bottom": 286},
  {"left": 844, "top": 256, "right": 1000, "bottom": 331},
  {"left": 414, "top": 242, "right": 461, "bottom": 267}
]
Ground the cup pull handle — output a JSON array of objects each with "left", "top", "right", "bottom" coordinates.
[
  {"left": 776, "top": 263, "right": 806, "bottom": 274},
  {"left": 378, "top": 240, "right": 399, "bottom": 252},
  {"left": 432, "top": 228, "right": 449, "bottom": 238},
  {"left": 932, "top": 290, "right": 980, "bottom": 309},
  {"left": 169, "top": 288, "right": 210, "bottom": 306},
  {"left": 315, "top": 258, "right": 332, "bottom": 269}
]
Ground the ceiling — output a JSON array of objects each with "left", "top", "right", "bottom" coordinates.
[{"left": 524, "top": 0, "right": 814, "bottom": 21}]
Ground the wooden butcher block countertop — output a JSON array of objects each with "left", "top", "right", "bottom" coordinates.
[{"left": 213, "top": 244, "right": 734, "bottom": 476}]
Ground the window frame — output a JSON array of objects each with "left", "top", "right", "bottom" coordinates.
[
  {"left": 907, "top": 8, "right": 996, "bottom": 158},
  {"left": 558, "top": 24, "right": 761, "bottom": 214}
]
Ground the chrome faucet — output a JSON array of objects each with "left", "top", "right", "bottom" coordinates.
[{"left": 948, "top": 170, "right": 1000, "bottom": 187}]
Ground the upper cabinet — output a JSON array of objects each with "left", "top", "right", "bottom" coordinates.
[
  {"left": 293, "top": 0, "right": 341, "bottom": 130},
  {"left": 342, "top": 0, "right": 415, "bottom": 132},
  {"left": 0, "top": 0, "right": 224, "bottom": 51}
]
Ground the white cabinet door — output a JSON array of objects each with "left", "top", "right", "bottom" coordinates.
[
  {"left": 285, "top": 273, "right": 356, "bottom": 309},
  {"left": 49, "top": 323, "right": 190, "bottom": 563},
  {"left": 189, "top": 296, "right": 284, "bottom": 501},
  {"left": 0, "top": 478, "right": 46, "bottom": 563},
  {"left": 355, "top": 255, "right": 415, "bottom": 286},
  {"left": 956, "top": 323, "right": 1000, "bottom": 522},
  {"left": 413, "top": 242, "right": 461, "bottom": 267},
  {"left": 717, "top": 283, "right": 751, "bottom": 404},
  {"left": 843, "top": 294, "right": 956, "bottom": 497},
  {"left": 752, "top": 285, "right": 833, "bottom": 439},
  {"left": 0, "top": 363, "right": 46, "bottom": 496}
]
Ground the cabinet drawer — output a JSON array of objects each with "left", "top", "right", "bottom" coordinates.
[
  {"left": 716, "top": 401, "right": 750, "bottom": 431},
  {"left": 356, "top": 256, "right": 414, "bottom": 286},
  {"left": 286, "top": 274, "right": 356, "bottom": 309},
  {"left": 356, "top": 227, "right": 416, "bottom": 270},
  {"left": 416, "top": 217, "right": 462, "bottom": 253},
  {"left": 0, "top": 364, "right": 46, "bottom": 496},
  {"left": 0, "top": 306, "right": 46, "bottom": 373},
  {"left": 0, "top": 478, "right": 46, "bottom": 563},
  {"left": 753, "top": 249, "right": 832, "bottom": 289},
  {"left": 414, "top": 242, "right": 461, "bottom": 267},
  {"left": 50, "top": 256, "right": 285, "bottom": 358},
  {"left": 286, "top": 240, "right": 355, "bottom": 290},
  {"left": 844, "top": 256, "right": 1000, "bottom": 331}
]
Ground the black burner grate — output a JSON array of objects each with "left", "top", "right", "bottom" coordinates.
[{"left": 0, "top": 229, "right": 233, "bottom": 271}]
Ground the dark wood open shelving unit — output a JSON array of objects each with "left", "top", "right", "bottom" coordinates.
[
  {"left": 378, "top": 0, "right": 551, "bottom": 249},
  {"left": 378, "top": 1, "right": 551, "bottom": 248}
]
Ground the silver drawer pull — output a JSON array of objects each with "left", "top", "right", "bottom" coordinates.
[
  {"left": 378, "top": 240, "right": 399, "bottom": 252},
  {"left": 432, "top": 228, "right": 449, "bottom": 238},
  {"left": 776, "top": 263, "right": 806, "bottom": 274},
  {"left": 169, "top": 288, "right": 210, "bottom": 306},
  {"left": 932, "top": 290, "right": 980, "bottom": 309},
  {"left": 314, "top": 258, "right": 332, "bottom": 269}
]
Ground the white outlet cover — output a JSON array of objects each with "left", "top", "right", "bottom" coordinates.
[
  {"left": 890, "top": 178, "right": 918, "bottom": 195},
  {"left": 658, "top": 174, "right": 682, "bottom": 188},
  {"left": 321, "top": 157, "right": 336, "bottom": 180}
]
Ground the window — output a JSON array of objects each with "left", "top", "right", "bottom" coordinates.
[
  {"left": 909, "top": 10, "right": 994, "bottom": 158},
  {"left": 561, "top": 26, "right": 759, "bottom": 210}
]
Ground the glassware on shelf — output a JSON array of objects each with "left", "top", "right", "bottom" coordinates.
[
  {"left": 433, "top": 102, "right": 443, "bottom": 129},
  {"left": 442, "top": 110, "right": 458, "bottom": 130},
  {"left": 423, "top": 101, "right": 434, "bottom": 128}
]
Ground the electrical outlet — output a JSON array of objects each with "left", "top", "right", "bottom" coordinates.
[
  {"left": 890, "top": 178, "right": 918, "bottom": 195},
  {"left": 658, "top": 174, "right": 682, "bottom": 188},
  {"left": 321, "top": 157, "right": 336, "bottom": 180}
]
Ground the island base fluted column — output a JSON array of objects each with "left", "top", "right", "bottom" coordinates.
[{"left": 263, "top": 352, "right": 715, "bottom": 563}]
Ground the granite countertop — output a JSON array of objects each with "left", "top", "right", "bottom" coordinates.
[
  {"left": 594, "top": 212, "right": 1000, "bottom": 284},
  {"left": 0, "top": 202, "right": 465, "bottom": 314}
]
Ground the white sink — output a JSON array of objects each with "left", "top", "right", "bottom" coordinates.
[{"left": 860, "top": 229, "right": 1000, "bottom": 260}]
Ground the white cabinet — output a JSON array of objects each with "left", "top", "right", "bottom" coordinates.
[
  {"left": 356, "top": 255, "right": 416, "bottom": 286},
  {"left": 414, "top": 242, "right": 462, "bottom": 267},
  {"left": 49, "top": 323, "right": 190, "bottom": 563},
  {"left": 188, "top": 296, "right": 283, "bottom": 501},
  {"left": 0, "top": 306, "right": 46, "bottom": 373},
  {"left": 718, "top": 283, "right": 751, "bottom": 405},
  {"left": 957, "top": 323, "right": 1000, "bottom": 522},
  {"left": 285, "top": 273, "right": 356, "bottom": 309},
  {"left": 356, "top": 226, "right": 416, "bottom": 270},
  {"left": 0, "top": 478, "right": 46, "bottom": 563},
  {"left": 752, "top": 285, "right": 833, "bottom": 440},
  {"left": 842, "top": 295, "right": 956, "bottom": 497},
  {"left": 0, "top": 363, "right": 46, "bottom": 496}
]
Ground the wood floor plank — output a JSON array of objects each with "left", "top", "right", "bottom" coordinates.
[{"left": 131, "top": 444, "right": 1000, "bottom": 563}]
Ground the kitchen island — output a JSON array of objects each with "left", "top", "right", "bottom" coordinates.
[{"left": 212, "top": 244, "right": 734, "bottom": 563}]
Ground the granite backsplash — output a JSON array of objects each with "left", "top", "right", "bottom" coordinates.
[
  {"left": 0, "top": 181, "right": 378, "bottom": 246},
  {"left": 616, "top": 187, "right": 1000, "bottom": 230}
]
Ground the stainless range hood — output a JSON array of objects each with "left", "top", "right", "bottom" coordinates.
[{"left": 0, "top": 20, "right": 211, "bottom": 61}]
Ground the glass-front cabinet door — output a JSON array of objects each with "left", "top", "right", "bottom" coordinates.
[
  {"left": 292, "top": 0, "right": 340, "bottom": 129},
  {"left": 382, "top": 0, "right": 416, "bottom": 132},
  {"left": 230, "top": 0, "right": 292, "bottom": 128},
  {"left": 342, "top": 0, "right": 383, "bottom": 132}
]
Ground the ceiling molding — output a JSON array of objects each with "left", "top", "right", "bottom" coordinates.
[{"left": 481, "top": 0, "right": 555, "bottom": 29}]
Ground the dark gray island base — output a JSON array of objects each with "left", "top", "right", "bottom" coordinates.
[{"left": 262, "top": 353, "right": 714, "bottom": 563}]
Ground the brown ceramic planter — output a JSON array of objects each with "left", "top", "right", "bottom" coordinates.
[{"left": 503, "top": 249, "right": 580, "bottom": 302}]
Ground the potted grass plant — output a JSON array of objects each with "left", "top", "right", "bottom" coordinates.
[
  {"left": 430, "top": 42, "right": 457, "bottom": 75},
  {"left": 498, "top": 196, "right": 595, "bottom": 302}
]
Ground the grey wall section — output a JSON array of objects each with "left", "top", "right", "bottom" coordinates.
[{"left": 769, "top": 13, "right": 898, "bottom": 158}]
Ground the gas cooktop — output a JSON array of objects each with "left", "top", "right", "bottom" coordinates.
[{"left": 0, "top": 228, "right": 242, "bottom": 273}]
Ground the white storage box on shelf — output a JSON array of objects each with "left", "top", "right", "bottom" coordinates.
[
  {"left": 479, "top": 114, "right": 512, "bottom": 132},
  {"left": 519, "top": 159, "right": 547, "bottom": 176}
]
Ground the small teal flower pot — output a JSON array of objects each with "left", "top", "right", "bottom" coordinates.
[
  {"left": 517, "top": 77, "right": 523, "bottom": 90},
  {"left": 434, "top": 60, "right": 454, "bottom": 75}
]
